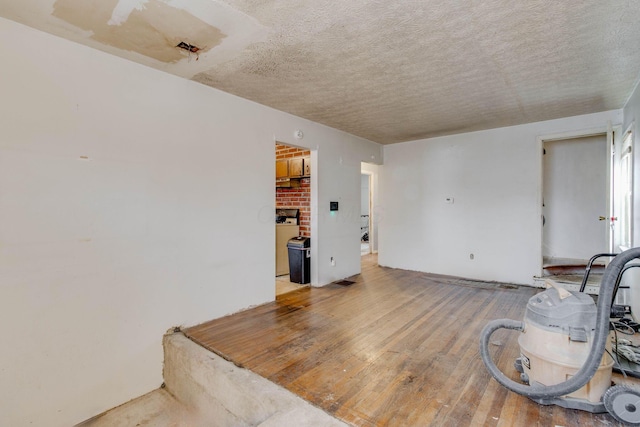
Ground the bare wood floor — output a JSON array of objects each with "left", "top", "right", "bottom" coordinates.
[{"left": 185, "top": 255, "right": 624, "bottom": 426}]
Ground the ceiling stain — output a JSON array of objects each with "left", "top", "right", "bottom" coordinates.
[
  {"left": 52, "top": 0, "right": 226, "bottom": 63},
  {"left": 4, "top": 0, "right": 638, "bottom": 144}
]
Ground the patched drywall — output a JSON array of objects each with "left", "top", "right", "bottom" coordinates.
[{"left": 53, "top": 0, "right": 225, "bottom": 62}]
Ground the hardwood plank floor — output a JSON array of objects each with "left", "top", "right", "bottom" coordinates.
[{"left": 184, "top": 255, "right": 625, "bottom": 426}]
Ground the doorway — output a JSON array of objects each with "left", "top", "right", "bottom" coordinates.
[
  {"left": 542, "top": 133, "right": 609, "bottom": 265},
  {"left": 538, "top": 130, "right": 615, "bottom": 291},
  {"left": 361, "top": 162, "right": 379, "bottom": 258},
  {"left": 275, "top": 142, "right": 312, "bottom": 296},
  {"left": 361, "top": 173, "right": 371, "bottom": 256}
]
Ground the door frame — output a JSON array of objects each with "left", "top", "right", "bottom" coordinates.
[
  {"left": 361, "top": 171, "right": 373, "bottom": 255},
  {"left": 361, "top": 163, "right": 378, "bottom": 255},
  {"left": 613, "top": 123, "right": 635, "bottom": 251},
  {"left": 273, "top": 141, "right": 318, "bottom": 288},
  {"left": 537, "top": 124, "right": 621, "bottom": 275}
]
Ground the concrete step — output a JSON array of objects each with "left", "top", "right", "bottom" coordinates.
[
  {"left": 78, "top": 332, "right": 346, "bottom": 427},
  {"left": 163, "top": 332, "right": 346, "bottom": 427},
  {"left": 76, "top": 388, "right": 191, "bottom": 427}
]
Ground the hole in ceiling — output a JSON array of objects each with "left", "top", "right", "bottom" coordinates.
[{"left": 176, "top": 41, "right": 200, "bottom": 53}]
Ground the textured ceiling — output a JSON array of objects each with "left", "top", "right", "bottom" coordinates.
[{"left": 2, "top": 0, "right": 640, "bottom": 144}]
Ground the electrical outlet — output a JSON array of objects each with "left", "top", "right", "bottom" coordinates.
[{"left": 331, "top": 257, "right": 336, "bottom": 266}]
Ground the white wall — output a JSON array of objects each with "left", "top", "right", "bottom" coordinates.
[
  {"left": 0, "top": 18, "right": 381, "bottom": 427},
  {"left": 379, "top": 111, "right": 621, "bottom": 285},
  {"left": 623, "top": 79, "right": 640, "bottom": 246},
  {"left": 361, "top": 174, "right": 370, "bottom": 216},
  {"left": 622, "top": 78, "right": 640, "bottom": 318}
]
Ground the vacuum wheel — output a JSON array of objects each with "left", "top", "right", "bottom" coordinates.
[{"left": 603, "top": 385, "right": 640, "bottom": 426}]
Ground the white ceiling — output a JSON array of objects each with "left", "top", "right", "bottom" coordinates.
[{"left": 2, "top": 0, "right": 640, "bottom": 144}]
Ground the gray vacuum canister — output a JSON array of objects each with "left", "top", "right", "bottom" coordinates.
[
  {"left": 525, "top": 287, "right": 597, "bottom": 335},
  {"left": 518, "top": 287, "right": 613, "bottom": 405}
]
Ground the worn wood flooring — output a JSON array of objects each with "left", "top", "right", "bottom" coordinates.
[{"left": 185, "top": 255, "right": 625, "bottom": 426}]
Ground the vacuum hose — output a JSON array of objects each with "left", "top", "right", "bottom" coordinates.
[{"left": 480, "top": 247, "right": 640, "bottom": 399}]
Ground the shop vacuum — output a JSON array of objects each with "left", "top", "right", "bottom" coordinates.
[{"left": 480, "top": 247, "right": 640, "bottom": 425}]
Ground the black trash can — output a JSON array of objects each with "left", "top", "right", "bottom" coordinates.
[{"left": 287, "top": 236, "right": 310, "bottom": 284}]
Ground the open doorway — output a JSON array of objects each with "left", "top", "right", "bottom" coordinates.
[
  {"left": 275, "top": 143, "right": 312, "bottom": 296},
  {"left": 539, "top": 130, "right": 613, "bottom": 290},
  {"left": 361, "top": 173, "right": 371, "bottom": 256},
  {"left": 361, "top": 162, "right": 379, "bottom": 258}
]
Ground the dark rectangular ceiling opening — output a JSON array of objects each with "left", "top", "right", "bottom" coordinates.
[{"left": 176, "top": 41, "right": 200, "bottom": 53}]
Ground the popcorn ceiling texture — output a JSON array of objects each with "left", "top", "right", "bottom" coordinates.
[
  {"left": 195, "top": 0, "right": 640, "bottom": 143},
  {"left": 3, "top": 0, "right": 640, "bottom": 144}
]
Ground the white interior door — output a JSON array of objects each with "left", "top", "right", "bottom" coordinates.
[{"left": 543, "top": 134, "right": 609, "bottom": 262}]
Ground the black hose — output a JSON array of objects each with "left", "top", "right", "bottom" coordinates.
[
  {"left": 612, "top": 264, "right": 640, "bottom": 307},
  {"left": 579, "top": 253, "right": 618, "bottom": 292},
  {"left": 480, "top": 247, "right": 640, "bottom": 399}
]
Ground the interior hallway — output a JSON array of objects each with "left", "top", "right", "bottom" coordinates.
[{"left": 186, "top": 255, "right": 626, "bottom": 426}]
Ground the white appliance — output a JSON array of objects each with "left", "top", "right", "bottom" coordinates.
[{"left": 275, "top": 209, "right": 300, "bottom": 276}]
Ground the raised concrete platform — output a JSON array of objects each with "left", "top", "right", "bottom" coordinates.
[
  {"left": 78, "top": 332, "right": 346, "bottom": 427},
  {"left": 76, "top": 388, "right": 191, "bottom": 427}
]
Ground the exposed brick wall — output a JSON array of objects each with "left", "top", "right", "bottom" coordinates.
[
  {"left": 276, "top": 143, "right": 309, "bottom": 160},
  {"left": 276, "top": 179, "right": 311, "bottom": 236},
  {"left": 276, "top": 144, "right": 311, "bottom": 237}
]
